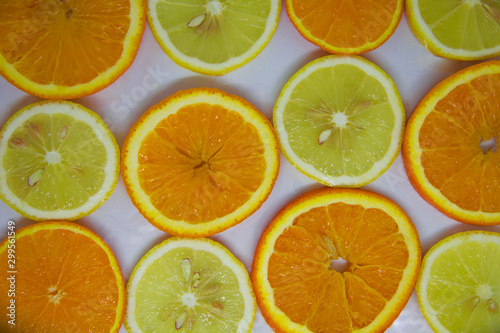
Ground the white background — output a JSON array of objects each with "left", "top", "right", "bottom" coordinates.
[{"left": 1, "top": 2, "right": 500, "bottom": 332}]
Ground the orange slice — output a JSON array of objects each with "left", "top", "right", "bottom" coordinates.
[
  {"left": 403, "top": 60, "right": 500, "bottom": 225},
  {"left": 121, "top": 88, "right": 280, "bottom": 237},
  {"left": 0, "top": 221, "right": 125, "bottom": 332},
  {"left": 0, "top": 0, "right": 145, "bottom": 99},
  {"left": 285, "top": 0, "right": 404, "bottom": 54},
  {"left": 252, "top": 188, "right": 421, "bottom": 333}
]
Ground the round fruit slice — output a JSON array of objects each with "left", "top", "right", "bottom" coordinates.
[
  {"left": 252, "top": 188, "right": 421, "bottom": 333},
  {"left": 0, "top": 221, "right": 125, "bottom": 333},
  {"left": 122, "top": 88, "right": 279, "bottom": 237},
  {"left": 406, "top": 0, "right": 500, "bottom": 60},
  {"left": 147, "top": 0, "right": 280, "bottom": 75},
  {"left": 125, "top": 237, "right": 256, "bottom": 333},
  {"left": 416, "top": 231, "right": 500, "bottom": 333},
  {"left": 286, "top": 0, "right": 404, "bottom": 54},
  {"left": 274, "top": 55, "right": 405, "bottom": 187},
  {"left": 403, "top": 61, "right": 500, "bottom": 225},
  {"left": 0, "top": 100, "right": 120, "bottom": 221},
  {"left": 0, "top": 0, "right": 145, "bottom": 99}
]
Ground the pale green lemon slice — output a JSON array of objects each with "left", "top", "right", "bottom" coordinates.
[
  {"left": 417, "top": 231, "right": 500, "bottom": 333},
  {"left": 406, "top": 0, "right": 500, "bottom": 60},
  {"left": 274, "top": 55, "right": 405, "bottom": 187},
  {"left": 147, "top": 0, "right": 281, "bottom": 75},
  {"left": 125, "top": 237, "right": 256, "bottom": 333},
  {"left": 0, "top": 100, "right": 119, "bottom": 220}
]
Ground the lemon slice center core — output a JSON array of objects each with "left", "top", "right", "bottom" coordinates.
[
  {"left": 181, "top": 293, "right": 197, "bottom": 307},
  {"left": 476, "top": 284, "right": 493, "bottom": 299},
  {"left": 332, "top": 112, "right": 349, "bottom": 128},
  {"left": 206, "top": 0, "right": 224, "bottom": 15},
  {"left": 45, "top": 151, "right": 61, "bottom": 164}
]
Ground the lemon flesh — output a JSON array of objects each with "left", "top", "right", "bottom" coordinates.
[
  {"left": 148, "top": 0, "right": 280, "bottom": 74},
  {"left": 274, "top": 55, "right": 405, "bottom": 187},
  {"left": 126, "top": 238, "right": 256, "bottom": 333},
  {"left": 408, "top": 0, "right": 500, "bottom": 59},
  {"left": 417, "top": 231, "right": 500, "bottom": 333},
  {"left": 0, "top": 101, "right": 119, "bottom": 220}
]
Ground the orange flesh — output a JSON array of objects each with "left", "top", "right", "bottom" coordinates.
[
  {"left": 0, "top": 228, "right": 121, "bottom": 332},
  {"left": 137, "top": 103, "right": 266, "bottom": 224},
  {"left": 289, "top": 0, "right": 399, "bottom": 49},
  {"left": 268, "top": 203, "right": 409, "bottom": 332},
  {"left": 0, "top": 0, "right": 130, "bottom": 86},
  {"left": 418, "top": 74, "right": 500, "bottom": 213}
]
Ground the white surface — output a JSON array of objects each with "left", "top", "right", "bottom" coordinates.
[{"left": 1, "top": 4, "right": 500, "bottom": 333}]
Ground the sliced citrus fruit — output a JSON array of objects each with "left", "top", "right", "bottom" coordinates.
[
  {"left": 146, "top": 0, "right": 280, "bottom": 75},
  {"left": 0, "top": 100, "right": 120, "bottom": 221},
  {"left": 274, "top": 55, "right": 405, "bottom": 187},
  {"left": 124, "top": 237, "right": 256, "bottom": 332},
  {"left": 417, "top": 230, "right": 500, "bottom": 333},
  {"left": 406, "top": 0, "right": 500, "bottom": 60},
  {"left": 0, "top": 0, "right": 145, "bottom": 99},
  {"left": 403, "top": 60, "right": 500, "bottom": 225},
  {"left": 0, "top": 221, "right": 125, "bottom": 333},
  {"left": 285, "top": 0, "right": 404, "bottom": 54},
  {"left": 252, "top": 188, "right": 421, "bottom": 333},
  {"left": 122, "top": 88, "right": 279, "bottom": 237}
]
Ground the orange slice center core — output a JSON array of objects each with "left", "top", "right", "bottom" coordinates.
[{"left": 480, "top": 137, "right": 497, "bottom": 154}]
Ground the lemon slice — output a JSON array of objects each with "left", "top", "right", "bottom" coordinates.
[
  {"left": 125, "top": 237, "right": 256, "bottom": 333},
  {"left": 274, "top": 55, "right": 405, "bottom": 187},
  {"left": 417, "top": 231, "right": 500, "bottom": 333},
  {"left": 406, "top": 0, "right": 500, "bottom": 60},
  {"left": 0, "top": 100, "right": 119, "bottom": 220},
  {"left": 147, "top": 0, "right": 281, "bottom": 75}
]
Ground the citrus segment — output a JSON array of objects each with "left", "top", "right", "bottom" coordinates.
[
  {"left": 0, "top": 0, "right": 145, "bottom": 99},
  {"left": 147, "top": 0, "right": 280, "bottom": 75},
  {"left": 285, "top": 0, "right": 404, "bottom": 54},
  {"left": 416, "top": 231, "right": 500, "bottom": 333},
  {"left": 406, "top": 0, "right": 500, "bottom": 60},
  {"left": 252, "top": 188, "right": 421, "bottom": 333},
  {"left": 124, "top": 237, "right": 256, "bottom": 333},
  {"left": 403, "top": 60, "right": 500, "bottom": 225},
  {"left": 122, "top": 88, "right": 279, "bottom": 237},
  {"left": 274, "top": 55, "right": 405, "bottom": 187},
  {"left": 0, "top": 100, "right": 120, "bottom": 221},
  {"left": 0, "top": 222, "right": 125, "bottom": 333}
]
